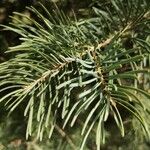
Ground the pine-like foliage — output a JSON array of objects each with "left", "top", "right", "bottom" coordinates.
[{"left": 0, "top": 0, "right": 150, "bottom": 149}]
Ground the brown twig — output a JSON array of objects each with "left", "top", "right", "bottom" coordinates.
[
  {"left": 55, "top": 124, "right": 77, "bottom": 150},
  {"left": 26, "top": 138, "right": 42, "bottom": 150}
]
